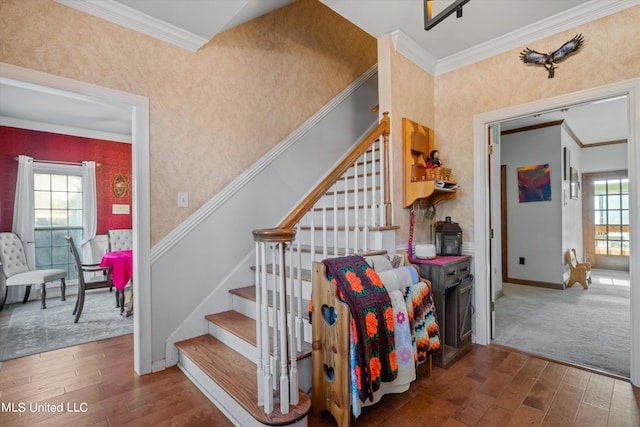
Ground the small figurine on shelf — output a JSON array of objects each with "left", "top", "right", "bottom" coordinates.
[{"left": 426, "top": 150, "right": 442, "bottom": 168}]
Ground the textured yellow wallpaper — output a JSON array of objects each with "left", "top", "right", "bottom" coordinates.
[
  {"left": 431, "top": 6, "right": 640, "bottom": 245},
  {"left": 0, "top": 0, "right": 376, "bottom": 245},
  {"left": 378, "top": 35, "right": 436, "bottom": 249}
]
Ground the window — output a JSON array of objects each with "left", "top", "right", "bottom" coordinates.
[
  {"left": 33, "top": 165, "right": 83, "bottom": 280},
  {"left": 593, "top": 178, "right": 629, "bottom": 256}
]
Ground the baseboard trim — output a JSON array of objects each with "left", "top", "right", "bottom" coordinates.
[{"left": 504, "top": 277, "right": 564, "bottom": 290}]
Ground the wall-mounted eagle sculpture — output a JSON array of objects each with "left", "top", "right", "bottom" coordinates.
[{"left": 520, "top": 34, "right": 584, "bottom": 78}]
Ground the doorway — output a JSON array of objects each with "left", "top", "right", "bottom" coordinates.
[
  {"left": 473, "top": 78, "right": 640, "bottom": 386},
  {"left": 583, "top": 170, "right": 630, "bottom": 271},
  {"left": 0, "top": 62, "right": 152, "bottom": 375}
]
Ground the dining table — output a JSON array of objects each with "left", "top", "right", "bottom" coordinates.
[{"left": 100, "top": 249, "right": 133, "bottom": 316}]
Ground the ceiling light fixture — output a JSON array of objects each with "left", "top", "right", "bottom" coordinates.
[{"left": 424, "top": 0, "right": 471, "bottom": 31}]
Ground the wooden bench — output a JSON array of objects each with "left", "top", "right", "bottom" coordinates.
[{"left": 566, "top": 249, "right": 591, "bottom": 289}]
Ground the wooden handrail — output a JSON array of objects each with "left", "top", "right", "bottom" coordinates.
[{"left": 253, "top": 112, "right": 390, "bottom": 243}]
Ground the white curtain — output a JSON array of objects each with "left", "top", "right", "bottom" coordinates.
[
  {"left": 81, "top": 161, "right": 97, "bottom": 264},
  {"left": 6, "top": 155, "right": 35, "bottom": 304},
  {"left": 12, "top": 155, "right": 35, "bottom": 268}
]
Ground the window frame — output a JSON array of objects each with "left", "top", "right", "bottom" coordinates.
[{"left": 33, "top": 162, "right": 84, "bottom": 280}]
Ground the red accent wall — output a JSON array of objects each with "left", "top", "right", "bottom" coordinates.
[{"left": 0, "top": 126, "right": 132, "bottom": 234}]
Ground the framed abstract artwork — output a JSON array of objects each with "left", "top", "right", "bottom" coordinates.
[{"left": 517, "top": 164, "right": 551, "bottom": 202}]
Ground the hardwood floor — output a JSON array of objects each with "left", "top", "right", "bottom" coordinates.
[
  {"left": 0, "top": 334, "right": 233, "bottom": 426},
  {"left": 1, "top": 335, "right": 638, "bottom": 426},
  {"left": 310, "top": 344, "right": 640, "bottom": 427}
]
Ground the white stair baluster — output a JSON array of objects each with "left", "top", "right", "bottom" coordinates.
[
  {"left": 287, "top": 243, "right": 299, "bottom": 405},
  {"left": 343, "top": 174, "right": 349, "bottom": 255},
  {"left": 260, "top": 242, "right": 272, "bottom": 413},
  {"left": 333, "top": 184, "right": 338, "bottom": 256},
  {"left": 322, "top": 198, "right": 327, "bottom": 260},
  {"left": 296, "top": 224, "right": 303, "bottom": 352},
  {"left": 255, "top": 243, "right": 263, "bottom": 405},
  {"left": 363, "top": 148, "right": 369, "bottom": 251},
  {"left": 278, "top": 243, "right": 289, "bottom": 413},
  {"left": 354, "top": 157, "right": 359, "bottom": 253}
]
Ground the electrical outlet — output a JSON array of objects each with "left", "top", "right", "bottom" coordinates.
[
  {"left": 519, "top": 257, "right": 525, "bottom": 265},
  {"left": 178, "top": 192, "right": 188, "bottom": 208}
]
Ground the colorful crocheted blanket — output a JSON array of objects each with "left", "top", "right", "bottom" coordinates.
[
  {"left": 322, "top": 256, "right": 398, "bottom": 403},
  {"left": 404, "top": 281, "right": 441, "bottom": 363}
]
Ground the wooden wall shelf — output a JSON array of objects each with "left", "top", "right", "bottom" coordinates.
[{"left": 403, "top": 117, "right": 457, "bottom": 207}]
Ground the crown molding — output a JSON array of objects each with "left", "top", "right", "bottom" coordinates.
[
  {"left": 435, "top": 0, "right": 640, "bottom": 76},
  {"left": 390, "top": 30, "right": 438, "bottom": 76},
  {"left": 0, "top": 115, "right": 132, "bottom": 143},
  {"left": 54, "top": 0, "right": 207, "bottom": 52}
]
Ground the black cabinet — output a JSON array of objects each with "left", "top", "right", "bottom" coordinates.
[{"left": 419, "top": 256, "right": 473, "bottom": 366}]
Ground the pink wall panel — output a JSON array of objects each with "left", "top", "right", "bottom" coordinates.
[{"left": 0, "top": 126, "right": 132, "bottom": 234}]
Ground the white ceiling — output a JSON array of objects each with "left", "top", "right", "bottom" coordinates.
[{"left": 1, "top": 0, "right": 635, "bottom": 144}]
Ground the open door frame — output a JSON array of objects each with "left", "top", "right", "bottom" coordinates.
[
  {"left": 0, "top": 62, "right": 153, "bottom": 375},
  {"left": 473, "top": 78, "right": 640, "bottom": 386}
]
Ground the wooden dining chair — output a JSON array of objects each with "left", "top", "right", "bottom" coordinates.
[{"left": 65, "top": 235, "right": 115, "bottom": 323}]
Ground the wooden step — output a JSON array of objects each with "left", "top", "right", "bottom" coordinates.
[
  {"left": 206, "top": 310, "right": 312, "bottom": 360},
  {"left": 176, "top": 334, "right": 311, "bottom": 426},
  {"left": 206, "top": 310, "right": 256, "bottom": 346}
]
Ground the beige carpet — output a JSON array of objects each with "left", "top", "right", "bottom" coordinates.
[{"left": 493, "top": 269, "right": 630, "bottom": 378}]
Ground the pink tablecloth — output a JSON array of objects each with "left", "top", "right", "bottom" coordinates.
[{"left": 100, "top": 250, "right": 133, "bottom": 291}]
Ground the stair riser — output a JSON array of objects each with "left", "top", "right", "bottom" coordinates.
[
  {"left": 295, "top": 229, "right": 377, "bottom": 252},
  {"left": 228, "top": 296, "right": 313, "bottom": 344},
  {"left": 304, "top": 207, "right": 382, "bottom": 228},
  {"left": 318, "top": 187, "right": 381, "bottom": 208},
  {"left": 248, "top": 275, "right": 313, "bottom": 302},
  {"left": 344, "top": 159, "right": 382, "bottom": 178},
  {"left": 208, "top": 321, "right": 257, "bottom": 363}
]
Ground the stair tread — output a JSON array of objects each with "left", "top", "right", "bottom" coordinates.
[
  {"left": 206, "top": 310, "right": 312, "bottom": 359},
  {"left": 206, "top": 311, "right": 256, "bottom": 345},
  {"left": 175, "top": 334, "right": 310, "bottom": 426}
]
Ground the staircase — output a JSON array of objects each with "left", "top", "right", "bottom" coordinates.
[{"left": 175, "top": 113, "right": 392, "bottom": 426}]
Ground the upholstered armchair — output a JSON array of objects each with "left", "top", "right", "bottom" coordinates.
[
  {"left": 0, "top": 232, "right": 67, "bottom": 310},
  {"left": 107, "top": 229, "right": 133, "bottom": 252}
]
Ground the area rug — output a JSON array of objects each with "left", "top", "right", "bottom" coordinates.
[
  {"left": 0, "top": 288, "right": 133, "bottom": 361},
  {"left": 493, "top": 270, "right": 630, "bottom": 378}
]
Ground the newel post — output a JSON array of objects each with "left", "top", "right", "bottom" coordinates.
[{"left": 381, "top": 112, "right": 392, "bottom": 227}]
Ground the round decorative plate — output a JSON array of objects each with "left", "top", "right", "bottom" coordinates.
[{"left": 113, "top": 175, "right": 127, "bottom": 198}]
